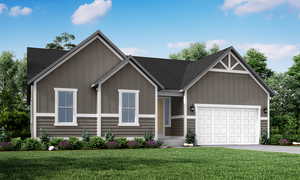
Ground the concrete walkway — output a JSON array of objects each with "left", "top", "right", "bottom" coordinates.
[{"left": 214, "top": 145, "right": 300, "bottom": 154}]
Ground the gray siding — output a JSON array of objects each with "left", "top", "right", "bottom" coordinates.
[
  {"left": 37, "top": 117, "right": 97, "bottom": 137},
  {"left": 101, "top": 118, "right": 154, "bottom": 137},
  {"left": 165, "top": 119, "right": 183, "bottom": 136},
  {"left": 101, "top": 64, "right": 155, "bottom": 114},
  {"left": 261, "top": 119, "right": 268, "bottom": 133},
  {"left": 36, "top": 39, "right": 121, "bottom": 114},
  {"left": 187, "top": 71, "right": 268, "bottom": 116},
  {"left": 187, "top": 119, "right": 195, "bottom": 134}
]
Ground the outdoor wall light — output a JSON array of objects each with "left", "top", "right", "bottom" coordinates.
[
  {"left": 263, "top": 107, "right": 268, "bottom": 114},
  {"left": 190, "top": 105, "right": 195, "bottom": 112}
]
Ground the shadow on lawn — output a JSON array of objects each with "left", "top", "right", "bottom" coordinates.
[{"left": 0, "top": 152, "right": 207, "bottom": 179}]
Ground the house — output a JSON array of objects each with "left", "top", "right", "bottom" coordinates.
[{"left": 27, "top": 30, "right": 273, "bottom": 145}]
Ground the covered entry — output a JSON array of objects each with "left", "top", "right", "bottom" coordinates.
[{"left": 195, "top": 104, "right": 260, "bottom": 145}]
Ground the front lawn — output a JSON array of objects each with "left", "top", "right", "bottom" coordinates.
[{"left": 1, "top": 147, "right": 300, "bottom": 180}]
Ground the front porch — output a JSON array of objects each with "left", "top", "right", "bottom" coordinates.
[{"left": 157, "top": 95, "right": 185, "bottom": 146}]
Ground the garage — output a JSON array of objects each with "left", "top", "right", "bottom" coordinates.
[{"left": 195, "top": 104, "right": 261, "bottom": 145}]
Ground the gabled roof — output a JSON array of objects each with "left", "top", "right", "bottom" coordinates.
[
  {"left": 28, "top": 30, "right": 126, "bottom": 84},
  {"left": 27, "top": 31, "right": 274, "bottom": 96}
]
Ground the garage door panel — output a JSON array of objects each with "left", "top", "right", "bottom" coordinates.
[{"left": 196, "top": 105, "right": 260, "bottom": 145}]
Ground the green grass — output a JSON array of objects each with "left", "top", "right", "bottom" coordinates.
[{"left": 1, "top": 148, "right": 300, "bottom": 180}]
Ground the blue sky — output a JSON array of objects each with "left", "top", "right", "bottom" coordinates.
[{"left": 1, "top": 0, "right": 300, "bottom": 72}]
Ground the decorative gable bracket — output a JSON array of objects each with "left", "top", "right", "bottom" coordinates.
[{"left": 210, "top": 52, "right": 249, "bottom": 74}]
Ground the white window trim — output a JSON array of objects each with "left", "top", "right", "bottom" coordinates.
[
  {"left": 54, "top": 88, "right": 78, "bottom": 126},
  {"left": 118, "top": 89, "right": 140, "bottom": 126},
  {"left": 163, "top": 97, "right": 171, "bottom": 128}
]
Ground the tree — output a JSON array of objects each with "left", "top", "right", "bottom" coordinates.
[
  {"left": 244, "top": 48, "right": 273, "bottom": 80},
  {"left": 169, "top": 43, "right": 219, "bottom": 61},
  {"left": 46, "top": 32, "right": 76, "bottom": 50},
  {"left": 267, "top": 73, "right": 296, "bottom": 131},
  {"left": 287, "top": 54, "right": 300, "bottom": 121}
]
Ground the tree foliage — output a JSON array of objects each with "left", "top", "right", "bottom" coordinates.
[
  {"left": 46, "top": 32, "right": 76, "bottom": 50},
  {"left": 0, "top": 52, "right": 29, "bottom": 138},
  {"left": 169, "top": 43, "right": 219, "bottom": 61},
  {"left": 244, "top": 48, "right": 273, "bottom": 80}
]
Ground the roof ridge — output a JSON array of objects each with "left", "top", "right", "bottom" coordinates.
[
  {"left": 27, "top": 47, "right": 69, "bottom": 52},
  {"left": 133, "top": 56, "right": 192, "bottom": 63}
]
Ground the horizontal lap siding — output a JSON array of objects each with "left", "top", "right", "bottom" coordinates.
[
  {"left": 187, "top": 119, "right": 195, "bottom": 134},
  {"left": 37, "top": 117, "right": 97, "bottom": 137},
  {"left": 165, "top": 119, "right": 183, "bottom": 136},
  {"left": 261, "top": 119, "right": 268, "bottom": 134},
  {"left": 101, "top": 118, "right": 155, "bottom": 137}
]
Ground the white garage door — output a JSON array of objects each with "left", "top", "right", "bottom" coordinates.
[{"left": 195, "top": 104, "right": 260, "bottom": 145}]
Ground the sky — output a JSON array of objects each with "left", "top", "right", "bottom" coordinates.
[{"left": 1, "top": 0, "right": 300, "bottom": 72}]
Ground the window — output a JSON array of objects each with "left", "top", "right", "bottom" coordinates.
[
  {"left": 54, "top": 88, "right": 78, "bottom": 126},
  {"left": 118, "top": 89, "right": 139, "bottom": 126},
  {"left": 164, "top": 98, "right": 171, "bottom": 127}
]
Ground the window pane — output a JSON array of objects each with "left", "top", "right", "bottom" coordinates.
[
  {"left": 59, "top": 92, "right": 66, "bottom": 107},
  {"left": 122, "top": 109, "right": 129, "bottom": 123},
  {"left": 65, "top": 92, "right": 73, "bottom": 107},
  {"left": 128, "top": 109, "right": 135, "bottom": 122},
  {"left": 122, "top": 93, "right": 128, "bottom": 107},
  {"left": 127, "top": 93, "right": 135, "bottom": 108},
  {"left": 65, "top": 108, "right": 73, "bottom": 122},
  {"left": 59, "top": 91, "right": 73, "bottom": 107},
  {"left": 58, "top": 108, "right": 66, "bottom": 122},
  {"left": 164, "top": 98, "right": 170, "bottom": 126}
]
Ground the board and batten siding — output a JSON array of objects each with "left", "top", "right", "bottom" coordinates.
[
  {"left": 35, "top": 39, "right": 121, "bottom": 137},
  {"left": 37, "top": 117, "right": 97, "bottom": 137},
  {"left": 101, "top": 63, "right": 156, "bottom": 137},
  {"left": 101, "top": 64, "right": 155, "bottom": 114},
  {"left": 186, "top": 71, "right": 268, "bottom": 134},
  {"left": 101, "top": 118, "right": 154, "bottom": 137}
]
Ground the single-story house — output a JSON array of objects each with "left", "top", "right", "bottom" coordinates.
[{"left": 27, "top": 30, "right": 273, "bottom": 145}]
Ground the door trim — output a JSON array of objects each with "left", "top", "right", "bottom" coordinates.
[{"left": 195, "top": 104, "right": 261, "bottom": 145}]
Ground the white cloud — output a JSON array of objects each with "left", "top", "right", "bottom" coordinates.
[
  {"left": 9, "top": 6, "right": 32, "bottom": 16},
  {"left": 121, "top": 48, "right": 147, "bottom": 56},
  {"left": 239, "top": 43, "right": 300, "bottom": 60},
  {"left": 0, "top": 3, "right": 7, "bottom": 14},
  {"left": 72, "top": 0, "right": 112, "bottom": 25},
  {"left": 222, "top": 0, "right": 300, "bottom": 16},
  {"left": 206, "top": 40, "right": 227, "bottom": 49},
  {"left": 167, "top": 41, "right": 192, "bottom": 49}
]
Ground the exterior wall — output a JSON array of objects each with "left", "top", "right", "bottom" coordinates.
[
  {"left": 101, "top": 64, "right": 156, "bottom": 137},
  {"left": 165, "top": 119, "right": 183, "bottom": 136},
  {"left": 186, "top": 71, "right": 269, "bottom": 137},
  {"left": 37, "top": 117, "right": 97, "bottom": 137},
  {"left": 101, "top": 118, "right": 154, "bottom": 137},
  {"left": 101, "top": 64, "right": 155, "bottom": 114},
  {"left": 187, "top": 72, "right": 268, "bottom": 116},
  {"left": 37, "top": 39, "right": 120, "bottom": 114},
  {"left": 35, "top": 39, "right": 121, "bottom": 137}
]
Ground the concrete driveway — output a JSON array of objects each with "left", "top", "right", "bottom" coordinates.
[{"left": 217, "top": 145, "right": 300, "bottom": 154}]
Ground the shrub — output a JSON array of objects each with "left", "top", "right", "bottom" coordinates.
[
  {"left": 88, "top": 136, "right": 105, "bottom": 149},
  {"left": 81, "top": 141, "right": 91, "bottom": 150},
  {"left": 40, "top": 129, "right": 50, "bottom": 145},
  {"left": 134, "top": 137, "right": 145, "bottom": 147},
  {"left": 271, "top": 127, "right": 280, "bottom": 135},
  {"left": 284, "top": 134, "right": 298, "bottom": 142},
  {"left": 185, "top": 130, "right": 195, "bottom": 144},
  {"left": 116, "top": 138, "right": 128, "bottom": 148},
  {"left": 105, "top": 141, "right": 119, "bottom": 149},
  {"left": 270, "top": 134, "right": 283, "bottom": 145},
  {"left": 0, "top": 128, "right": 10, "bottom": 142},
  {"left": 279, "top": 138, "right": 290, "bottom": 146},
  {"left": 11, "top": 137, "right": 22, "bottom": 150},
  {"left": 144, "top": 140, "right": 162, "bottom": 148},
  {"left": 127, "top": 141, "right": 140, "bottom": 149},
  {"left": 105, "top": 130, "right": 115, "bottom": 142},
  {"left": 81, "top": 129, "right": 90, "bottom": 142},
  {"left": 260, "top": 129, "right": 269, "bottom": 145},
  {"left": 58, "top": 140, "right": 72, "bottom": 150},
  {"left": 0, "top": 142, "right": 14, "bottom": 151},
  {"left": 144, "top": 131, "right": 154, "bottom": 141},
  {"left": 21, "top": 138, "right": 41, "bottom": 151},
  {"left": 69, "top": 137, "right": 82, "bottom": 150},
  {"left": 49, "top": 137, "right": 64, "bottom": 146}
]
